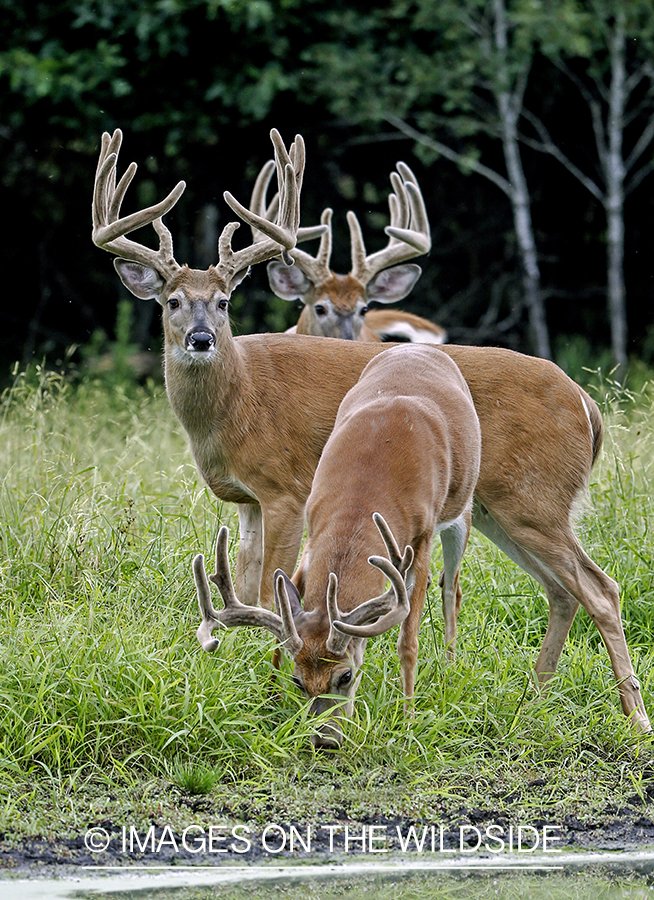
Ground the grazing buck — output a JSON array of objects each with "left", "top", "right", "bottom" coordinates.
[
  {"left": 193, "top": 345, "right": 481, "bottom": 747},
  {"left": 249, "top": 159, "right": 446, "bottom": 343},
  {"left": 92, "top": 130, "right": 649, "bottom": 733}
]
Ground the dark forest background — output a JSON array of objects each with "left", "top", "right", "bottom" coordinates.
[{"left": 2, "top": 0, "right": 654, "bottom": 387}]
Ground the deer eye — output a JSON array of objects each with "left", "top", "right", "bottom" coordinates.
[
  {"left": 360, "top": 305, "right": 369, "bottom": 316},
  {"left": 218, "top": 299, "right": 229, "bottom": 311},
  {"left": 338, "top": 670, "right": 352, "bottom": 687},
  {"left": 314, "top": 305, "right": 327, "bottom": 317},
  {"left": 168, "top": 297, "right": 180, "bottom": 310}
]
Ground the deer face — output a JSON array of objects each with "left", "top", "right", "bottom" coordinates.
[
  {"left": 301, "top": 274, "right": 370, "bottom": 341},
  {"left": 267, "top": 259, "right": 423, "bottom": 341},
  {"left": 113, "top": 262, "right": 249, "bottom": 365},
  {"left": 162, "top": 269, "right": 245, "bottom": 364},
  {"left": 290, "top": 630, "right": 366, "bottom": 750},
  {"left": 267, "top": 262, "right": 369, "bottom": 340}
]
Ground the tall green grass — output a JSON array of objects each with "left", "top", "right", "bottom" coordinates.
[{"left": 0, "top": 365, "right": 652, "bottom": 835}]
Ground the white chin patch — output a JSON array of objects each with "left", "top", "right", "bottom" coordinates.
[{"left": 174, "top": 345, "right": 216, "bottom": 364}]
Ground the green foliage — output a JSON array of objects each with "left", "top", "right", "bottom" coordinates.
[
  {"left": 554, "top": 334, "right": 654, "bottom": 394},
  {"left": 300, "top": 0, "right": 542, "bottom": 137},
  {"left": 536, "top": 0, "right": 654, "bottom": 64},
  {"left": 169, "top": 757, "right": 220, "bottom": 795},
  {"left": 3, "top": 0, "right": 654, "bottom": 367},
  {"left": 0, "top": 41, "right": 128, "bottom": 106},
  {"left": 0, "top": 0, "right": 304, "bottom": 134},
  {"left": 79, "top": 299, "right": 145, "bottom": 390},
  {"left": 554, "top": 334, "right": 614, "bottom": 386}
]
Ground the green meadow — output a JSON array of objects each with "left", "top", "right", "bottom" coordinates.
[{"left": 0, "top": 363, "right": 653, "bottom": 839}]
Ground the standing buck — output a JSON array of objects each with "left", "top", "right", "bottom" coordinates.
[
  {"left": 92, "top": 130, "right": 649, "bottom": 733},
  {"left": 193, "top": 345, "right": 481, "bottom": 747},
  {"left": 250, "top": 160, "right": 447, "bottom": 343}
]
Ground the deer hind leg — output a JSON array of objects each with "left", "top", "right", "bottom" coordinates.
[
  {"left": 439, "top": 511, "right": 473, "bottom": 661},
  {"left": 234, "top": 503, "right": 263, "bottom": 606},
  {"left": 396, "top": 539, "right": 433, "bottom": 716},
  {"left": 548, "top": 544, "right": 649, "bottom": 731},
  {"left": 474, "top": 501, "right": 650, "bottom": 732},
  {"left": 472, "top": 502, "right": 579, "bottom": 687}
]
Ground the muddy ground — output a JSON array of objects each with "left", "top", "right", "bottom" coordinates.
[{"left": 2, "top": 800, "right": 654, "bottom": 877}]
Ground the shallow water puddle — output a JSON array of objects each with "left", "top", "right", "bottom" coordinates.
[{"left": 3, "top": 853, "right": 654, "bottom": 900}]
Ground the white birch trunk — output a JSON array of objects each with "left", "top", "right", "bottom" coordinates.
[
  {"left": 604, "top": 14, "right": 628, "bottom": 374},
  {"left": 493, "top": 0, "right": 551, "bottom": 359}
]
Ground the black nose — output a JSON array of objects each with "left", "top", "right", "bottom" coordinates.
[
  {"left": 187, "top": 331, "right": 215, "bottom": 352},
  {"left": 310, "top": 722, "right": 343, "bottom": 750},
  {"left": 338, "top": 315, "right": 354, "bottom": 341},
  {"left": 312, "top": 737, "right": 341, "bottom": 751}
]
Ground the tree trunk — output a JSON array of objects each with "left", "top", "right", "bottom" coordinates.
[
  {"left": 604, "top": 14, "right": 628, "bottom": 376},
  {"left": 606, "top": 192, "right": 627, "bottom": 374},
  {"left": 502, "top": 129, "right": 551, "bottom": 359},
  {"left": 493, "top": 0, "right": 551, "bottom": 359}
]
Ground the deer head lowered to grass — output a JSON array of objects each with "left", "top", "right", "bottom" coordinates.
[
  {"left": 249, "top": 159, "right": 447, "bottom": 343},
  {"left": 92, "top": 130, "right": 650, "bottom": 735},
  {"left": 192, "top": 344, "right": 482, "bottom": 748}
]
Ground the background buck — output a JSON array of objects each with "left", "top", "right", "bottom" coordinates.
[
  {"left": 92, "top": 130, "right": 649, "bottom": 733},
  {"left": 194, "top": 344, "right": 481, "bottom": 748},
  {"left": 249, "top": 160, "right": 447, "bottom": 343}
]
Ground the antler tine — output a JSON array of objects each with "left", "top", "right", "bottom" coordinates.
[
  {"left": 221, "top": 129, "right": 330, "bottom": 282},
  {"left": 349, "top": 161, "right": 431, "bottom": 285},
  {"left": 207, "top": 525, "right": 242, "bottom": 608},
  {"left": 248, "top": 158, "right": 278, "bottom": 244},
  {"left": 289, "top": 207, "right": 334, "bottom": 285},
  {"left": 289, "top": 134, "right": 305, "bottom": 194},
  {"left": 252, "top": 183, "right": 329, "bottom": 246},
  {"left": 92, "top": 129, "right": 185, "bottom": 279},
  {"left": 220, "top": 129, "right": 300, "bottom": 275},
  {"left": 387, "top": 170, "right": 410, "bottom": 235},
  {"left": 325, "top": 574, "right": 353, "bottom": 656},
  {"left": 228, "top": 128, "right": 295, "bottom": 239},
  {"left": 331, "top": 552, "right": 413, "bottom": 639},
  {"left": 193, "top": 552, "right": 224, "bottom": 653},
  {"left": 243, "top": 131, "right": 331, "bottom": 283},
  {"left": 372, "top": 512, "right": 413, "bottom": 575},
  {"left": 250, "top": 184, "right": 327, "bottom": 248},
  {"left": 273, "top": 571, "right": 305, "bottom": 658},
  {"left": 328, "top": 515, "right": 414, "bottom": 640},
  {"left": 386, "top": 187, "right": 431, "bottom": 253},
  {"left": 192, "top": 525, "right": 292, "bottom": 651}
]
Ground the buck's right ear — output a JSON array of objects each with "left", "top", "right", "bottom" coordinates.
[
  {"left": 114, "top": 258, "right": 165, "bottom": 302},
  {"left": 275, "top": 569, "right": 303, "bottom": 617},
  {"left": 266, "top": 259, "right": 312, "bottom": 301}
]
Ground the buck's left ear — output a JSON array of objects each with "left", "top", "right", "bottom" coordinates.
[{"left": 367, "top": 263, "right": 422, "bottom": 303}]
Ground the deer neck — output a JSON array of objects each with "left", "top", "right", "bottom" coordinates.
[
  {"left": 163, "top": 328, "right": 256, "bottom": 502},
  {"left": 303, "top": 516, "right": 385, "bottom": 617},
  {"left": 165, "top": 327, "right": 242, "bottom": 422}
]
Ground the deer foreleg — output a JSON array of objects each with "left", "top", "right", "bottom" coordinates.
[
  {"left": 439, "top": 513, "right": 471, "bottom": 661},
  {"left": 234, "top": 503, "right": 263, "bottom": 606},
  {"left": 397, "top": 542, "right": 432, "bottom": 717},
  {"left": 258, "top": 497, "right": 306, "bottom": 612}
]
